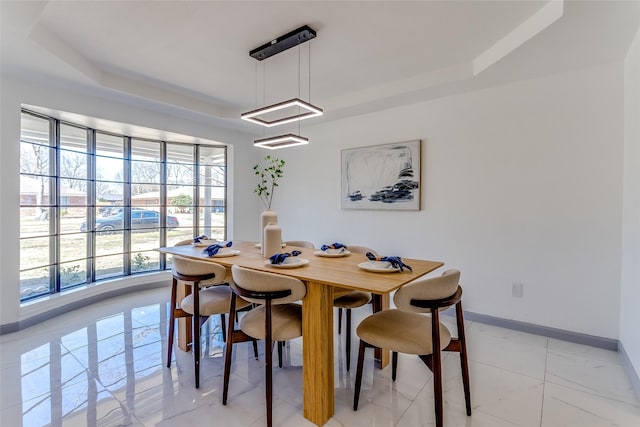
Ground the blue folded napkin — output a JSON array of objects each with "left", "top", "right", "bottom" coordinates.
[
  {"left": 193, "top": 235, "right": 208, "bottom": 243},
  {"left": 365, "top": 252, "right": 412, "bottom": 271},
  {"left": 203, "top": 241, "right": 232, "bottom": 257},
  {"left": 321, "top": 242, "right": 347, "bottom": 252},
  {"left": 269, "top": 250, "right": 302, "bottom": 265}
]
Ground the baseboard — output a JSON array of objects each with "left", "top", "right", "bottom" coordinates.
[
  {"left": 0, "top": 280, "right": 168, "bottom": 335},
  {"left": 443, "top": 309, "right": 619, "bottom": 351},
  {"left": 618, "top": 342, "right": 640, "bottom": 402}
]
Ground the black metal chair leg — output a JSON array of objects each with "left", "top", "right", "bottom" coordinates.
[
  {"left": 193, "top": 281, "right": 201, "bottom": 389},
  {"left": 265, "top": 300, "right": 273, "bottom": 427},
  {"left": 338, "top": 307, "right": 343, "bottom": 334},
  {"left": 392, "top": 351, "right": 398, "bottom": 381},
  {"left": 220, "top": 313, "right": 226, "bottom": 342},
  {"left": 346, "top": 308, "right": 352, "bottom": 371},
  {"left": 167, "top": 277, "right": 177, "bottom": 368},
  {"left": 431, "top": 307, "right": 443, "bottom": 427},
  {"left": 353, "top": 340, "right": 367, "bottom": 410},
  {"left": 277, "top": 341, "right": 283, "bottom": 368},
  {"left": 456, "top": 302, "right": 472, "bottom": 416},
  {"left": 222, "top": 293, "right": 237, "bottom": 405}
]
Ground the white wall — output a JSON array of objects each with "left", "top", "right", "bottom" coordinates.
[
  {"left": 0, "top": 75, "right": 259, "bottom": 327},
  {"left": 276, "top": 62, "right": 625, "bottom": 338},
  {"left": 1, "top": 61, "right": 628, "bottom": 341},
  {"left": 621, "top": 29, "right": 640, "bottom": 377}
]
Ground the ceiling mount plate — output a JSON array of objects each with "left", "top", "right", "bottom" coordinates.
[{"left": 250, "top": 25, "right": 317, "bottom": 61}]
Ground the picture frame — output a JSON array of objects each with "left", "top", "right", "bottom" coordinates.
[{"left": 341, "top": 140, "right": 421, "bottom": 210}]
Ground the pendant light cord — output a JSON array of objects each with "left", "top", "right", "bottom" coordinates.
[
  {"left": 262, "top": 61, "right": 266, "bottom": 137},
  {"left": 298, "top": 43, "right": 302, "bottom": 135},
  {"left": 308, "top": 41, "right": 312, "bottom": 103}
]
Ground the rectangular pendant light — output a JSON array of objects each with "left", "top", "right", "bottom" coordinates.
[
  {"left": 241, "top": 98, "right": 323, "bottom": 127},
  {"left": 253, "top": 134, "right": 309, "bottom": 150}
]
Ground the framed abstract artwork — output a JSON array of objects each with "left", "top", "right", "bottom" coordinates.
[{"left": 341, "top": 140, "right": 421, "bottom": 210}]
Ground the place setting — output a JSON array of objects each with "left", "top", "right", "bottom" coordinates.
[
  {"left": 200, "top": 240, "right": 240, "bottom": 258},
  {"left": 314, "top": 242, "right": 351, "bottom": 257},
  {"left": 192, "top": 235, "right": 217, "bottom": 247},
  {"left": 358, "top": 252, "right": 412, "bottom": 273},
  {"left": 265, "top": 250, "right": 309, "bottom": 268}
]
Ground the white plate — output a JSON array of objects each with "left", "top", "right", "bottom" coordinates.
[
  {"left": 206, "top": 248, "right": 240, "bottom": 258},
  {"left": 265, "top": 258, "right": 309, "bottom": 268},
  {"left": 314, "top": 249, "right": 351, "bottom": 257},
  {"left": 193, "top": 239, "right": 216, "bottom": 247},
  {"left": 358, "top": 261, "right": 400, "bottom": 273},
  {"left": 254, "top": 242, "right": 287, "bottom": 249}
]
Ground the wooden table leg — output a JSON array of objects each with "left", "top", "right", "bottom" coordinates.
[
  {"left": 302, "top": 281, "right": 334, "bottom": 426},
  {"left": 177, "top": 281, "right": 192, "bottom": 351},
  {"left": 372, "top": 293, "right": 390, "bottom": 369}
]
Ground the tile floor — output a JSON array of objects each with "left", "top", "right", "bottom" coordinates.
[{"left": 1, "top": 287, "right": 639, "bottom": 427}]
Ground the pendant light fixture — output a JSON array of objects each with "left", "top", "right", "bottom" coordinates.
[
  {"left": 241, "top": 98, "right": 323, "bottom": 127},
  {"left": 254, "top": 134, "right": 309, "bottom": 150},
  {"left": 242, "top": 25, "right": 322, "bottom": 149}
]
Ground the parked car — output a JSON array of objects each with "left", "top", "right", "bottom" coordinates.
[
  {"left": 101, "top": 207, "right": 145, "bottom": 217},
  {"left": 80, "top": 209, "right": 179, "bottom": 233}
]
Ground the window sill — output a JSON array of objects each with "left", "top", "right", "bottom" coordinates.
[{"left": 3, "top": 271, "right": 171, "bottom": 334}]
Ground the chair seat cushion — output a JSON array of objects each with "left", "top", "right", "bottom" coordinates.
[
  {"left": 333, "top": 291, "right": 371, "bottom": 309},
  {"left": 240, "top": 303, "right": 303, "bottom": 341},
  {"left": 181, "top": 286, "right": 250, "bottom": 316},
  {"left": 356, "top": 309, "right": 451, "bottom": 355}
]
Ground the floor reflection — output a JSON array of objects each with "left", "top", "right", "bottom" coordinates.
[
  {"left": 2, "top": 287, "right": 639, "bottom": 427},
  {"left": 1, "top": 289, "right": 228, "bottom": 426}
]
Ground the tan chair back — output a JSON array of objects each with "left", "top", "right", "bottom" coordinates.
[
  {"left": 285, "top": 240, "right": 315, "bottom": 248},
  {"left": 231, "top": 265, "right": 306, "bottom": 304},
  {"left": 347, "top": 245, "right": 379, "bottom": 256},
  {"left": 394, "top": 269, "right": 460, "bottom": 313},
  {"left": 173, "top": 256, "right": 227, "bottom": 280}
]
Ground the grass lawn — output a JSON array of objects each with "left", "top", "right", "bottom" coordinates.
[{"left": 19, "top": 212, "right": 225, "bottom": 298}]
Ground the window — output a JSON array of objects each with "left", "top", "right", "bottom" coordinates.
[{"left": 19, "top": 110, "right": 227, "bottom": 301}]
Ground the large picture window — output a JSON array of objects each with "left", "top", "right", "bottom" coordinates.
[{"left": 19, "top": 110, "right": 227, "bottom": 301}]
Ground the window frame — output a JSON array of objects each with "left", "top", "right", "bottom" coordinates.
[{"left": 19, "top": 109, "right": 227, "bottom": 302}]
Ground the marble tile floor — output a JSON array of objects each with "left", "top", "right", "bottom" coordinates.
[{"left": 1, "top": 287, "right": 639, "bottom": 427}]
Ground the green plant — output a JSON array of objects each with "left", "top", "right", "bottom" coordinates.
[
  {"left": 60, "top": 264, "right": 83, "bottom": 285},
  {"left": 132, "top": 253, "right": 151, "bottom": 271},
  {"left": 171, "top": 194, "right": 192, "bottom": 213},
  {"left": 253, "top": 155, "right": 285, "bottom": 210}
]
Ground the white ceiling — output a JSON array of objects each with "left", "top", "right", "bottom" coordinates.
[{"left": 1, "top": 1, "right": 639, "bottom": 136}]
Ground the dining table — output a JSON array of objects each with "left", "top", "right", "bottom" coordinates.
[{"left": 157, "top": 240, "right": 444, "bottom": 426}]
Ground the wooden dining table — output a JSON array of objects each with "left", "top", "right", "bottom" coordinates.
[{"left": 157, "top": 241, "right": 443, "bottom": 426}]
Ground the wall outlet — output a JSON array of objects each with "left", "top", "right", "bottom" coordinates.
[{"left": 512, "top": 282, "right": 524, "bottom": 298}]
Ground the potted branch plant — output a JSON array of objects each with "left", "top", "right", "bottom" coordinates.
[
  {"left": 253, "top": 155, "right": 285, "bottom": 210},
  {"left": 254, "top": 155, "right": 285, "bottom": 255}
]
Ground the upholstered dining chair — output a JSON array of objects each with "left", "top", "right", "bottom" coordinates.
[
  {"left": 352, "top": 269, "right": 471, "bottom": 427},
  {"left": 223, "top": 265, "right": 307, "bottom": 427},
  {"left": 173, "top": 238, "right": 194, "bottom": 246},
  {"left": 166, "top": 256, "right": 251, "bottom": 388},
  {"left": 332, "top": 245, "right": 376, "bottom": 371},
  {"left": 284, "top": 240, "right": 315, "bottom": 248}
]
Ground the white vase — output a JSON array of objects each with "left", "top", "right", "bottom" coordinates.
[
  {"left": 263, "top": 222, "right": 282, "bottom": 259},
  {"left": 261, "top": 210, "right": 278, "bottom": 256}
]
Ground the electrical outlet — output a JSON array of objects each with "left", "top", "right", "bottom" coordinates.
[{"left": 512, "top": 283, "right": 524, "bottom": 298}]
